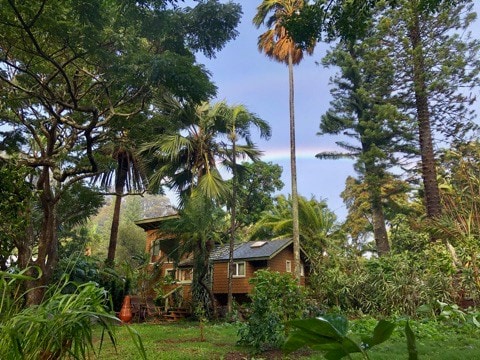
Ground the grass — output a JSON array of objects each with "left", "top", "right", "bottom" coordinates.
[
  {"left": 94, "top": 322, "right": 250, "bottom": 360},
  {"left": 94, "top": 320, "right": 480, "bottom": 359}
]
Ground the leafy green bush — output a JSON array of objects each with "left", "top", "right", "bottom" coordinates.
[
  {"left": 0, "top": 268, "right": 145, "bottom": 360},
  {"left": 310, "top": 246, "right": 458, "bottom": 317},
  {"left": 54, "top": 254, "right": 129, "bottom": 312},
  {"left": 237, "top": 270, "right": 306, "bottom": 351}
]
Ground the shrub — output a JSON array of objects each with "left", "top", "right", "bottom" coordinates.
[
  {"left": 53, "top": 254, "right": 129, "bottom": 312},
  {"left": 309, "top": 245, "right": 458, "bottom": 317},
  {"left": 237, "top": 270, "right": 306, "bottom": 351}
]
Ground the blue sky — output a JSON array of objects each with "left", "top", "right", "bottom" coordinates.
[
  {"left": 194, "top": 0, "right": 480, "bottom": 221},
  {"left": 197, "top": 0, "right": 355, "bottom": 219}
]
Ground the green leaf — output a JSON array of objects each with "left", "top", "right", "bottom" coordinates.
[
  {"left": 289, "top": 316, "right": 348, "bottom": 340},
  {"left": 324, "top": 338, "right": 364, "bottom": 359},
  {"left": 361, "top": 320, "right": 395, "bottom": 348},
  {"left": 284, "top": 315, "right": 351, "bottom": 354},
  {"left": 472, "top": 316, "right": 480, "bottom": 328}
]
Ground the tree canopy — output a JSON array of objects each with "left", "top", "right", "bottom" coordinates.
[{"left": 0, "top": 0, "right": 242, "bottom": 304}]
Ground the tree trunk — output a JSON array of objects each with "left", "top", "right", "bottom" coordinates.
[
  {"left": 288, "top": 51, "right": 301, "bottom": 283},
  {"left": 363, "top": 153, "right": 390, "bottom": 255},
  {"left": 369, "top": 187, "right": 390, "bottom": 255},
  {"left": 227, "top": 134, "right": 237, "bottom": 315},
  {"left": 408, "top": 6, "right": 442, "bottom": 220},
  {"left": 26, "top": 167, "right": 59, "bottom": 306},
  {"left": 106, "top": 155, "right": 129, "bottom": 266},
  {"left": 193, "top": 238, "right": 217, "bottom": 319}
]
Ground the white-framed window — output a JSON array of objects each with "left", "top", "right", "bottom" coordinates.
[
  {"left": 300, "top": 263, "right": 305, "bottom": 277},
  {"left": 231, "top": 261, "right": 246, "bottom": 277},
  {"left": 286, "top": 260, "right": 292, "bottom": 273},
  {"left": 178, "top": 268, "right": 192, "bottom": 282}
]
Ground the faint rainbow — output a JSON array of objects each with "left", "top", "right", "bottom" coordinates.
[{"left": 260, "top": 146, "right": 342, "bottom": 162}]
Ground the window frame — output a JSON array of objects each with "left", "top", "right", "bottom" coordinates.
[
  {"left": 150, "top": 239, "right": 161, "bottom": 262},
  {"left": 178, "top": 268, "right": 193, "bottom": 283},
  {"left": 230, "top": 261, "right": 246, "bottom": 278},
  {"left": 286, "top": 260, "right": 292, "bottom": 273},
  {"left": 165, "top": 268, "right": 176, "bottom": 280}
]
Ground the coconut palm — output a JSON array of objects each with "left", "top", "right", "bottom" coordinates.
[
  {"left": 253, "top": 0, "right": 316, "bottom": 282},
  {"left": 92, "top": 118, "right": 151, "bottom": 267}
]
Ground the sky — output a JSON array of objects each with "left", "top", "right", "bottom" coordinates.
[
  {"left": 197, "top": 0, "right": 355, "bottom": 219},
  {"left": 189, "top": 0, "right": 480, "bottom": 221}
]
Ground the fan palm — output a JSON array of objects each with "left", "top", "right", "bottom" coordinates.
[
  {"left": 141, "top": 98, "right": 269, "bottom": 205},
  {"left": 253, "top": 0, "right": 316, "bottom": 281}
]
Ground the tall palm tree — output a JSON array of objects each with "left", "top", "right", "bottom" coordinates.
[
  {"left": 253, "top": 0, "right": 315, "bottom": 282},
  {"left": 141, "top": 98, "right": 270, "bottom": 316},
  {"left": 221, "top": 104, "right": 271, "bottom": 315},
  {"left": 93, "top": 117, "right": 152, "bottom": 267}
]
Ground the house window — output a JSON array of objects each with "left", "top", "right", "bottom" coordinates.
[
  {"left": 286, "top": 260, "right": 292, "bottom": 273},
  {"left": 150, "top": 239, "right": 161, "bottom": 258},
  {"left": 231, "top": 262, "right": 246, "bottom": 277},
  {"left": 165, "top": 269, "right": 176, "bottom": 280},
  {"left": 178, "top": 268, "right": 192, "bottom": 282},
  {"left": 300, "top": 263, "right": 305, "bottom": 277}
]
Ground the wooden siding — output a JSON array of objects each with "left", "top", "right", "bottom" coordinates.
[
  {"left": 140, "top": 221, "right": 307, "bottom": 305},
  {"left": 268, "top": 245, "right": 306, "bottom": 286},
  {"left": 213, "top": 261, "right": 253, "bottom": 294},
  {"left": 213, "top": 244, "right": 306, "bottom": 294},
  {"left": 145, "top": 229, "right": 157, "bottom": 255}
]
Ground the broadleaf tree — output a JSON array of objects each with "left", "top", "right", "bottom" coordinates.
[{"left": 0, "top": 0, "right": 242, "bottom": 304}]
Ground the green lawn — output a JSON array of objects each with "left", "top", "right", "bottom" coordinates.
[{"left": 94, "top": 320, "right": 480, "bottom": 359}]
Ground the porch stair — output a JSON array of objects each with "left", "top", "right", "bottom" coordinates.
[{"left": 162, "top": 308, "right": 190, "bottom": 322}]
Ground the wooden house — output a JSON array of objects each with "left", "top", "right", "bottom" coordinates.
[
  {"left": 210, "top": 238, "right": 307, "bottom": 305},
  {"left": 135, "top": 216, "right": 308, "bottom": 309}
]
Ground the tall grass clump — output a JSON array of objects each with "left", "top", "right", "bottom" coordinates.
[{"left": 0, "top": 267, "right": 145, "bottom": 360}]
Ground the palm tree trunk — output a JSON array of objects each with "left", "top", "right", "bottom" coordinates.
[
  {"left": 227, "top": 134, "right": 237, "bottom": 315},
  {"left": 288, "top": 51, "right": 301, "bottom": 283},
  {"left": 106, "top": 155, "right": 128, "bottom": 266},
  {"left": 408, "top": 7, "right": 442, "bottom": 220}
]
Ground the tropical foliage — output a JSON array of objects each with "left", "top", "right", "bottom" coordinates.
[
  {"left": 238, "top": 270, "right": 306, "bottom": 351},
  {"left": 252, "top": 195, "right": 340, "bottom": 260},
  {"left": 0, "top": 269, "right": 145, "bottom": 360},
  {"left": 1, "top": 0, "right": 480, "bottom": 357}
]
